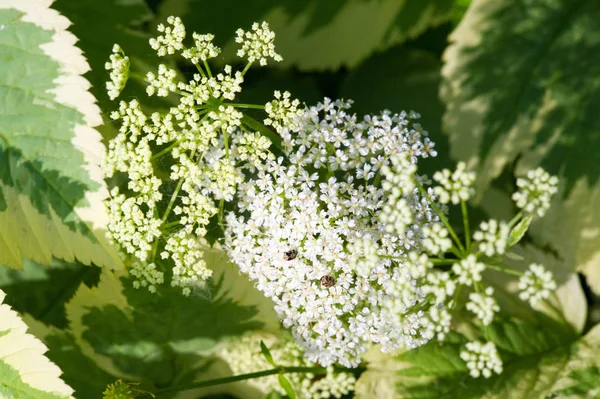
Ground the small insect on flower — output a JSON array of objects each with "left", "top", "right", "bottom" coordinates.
[
  {"left": 283, "top": 249, "right": 298, "bottom": 261},
  {"left": 320, "top": 275, "right": 336, "bottom": 288}
]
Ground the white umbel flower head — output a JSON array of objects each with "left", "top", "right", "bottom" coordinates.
[
  {"left": 518, "top": 263, "right": 557, "bottom": 306},
  {"left": 466, "top": 287, "right": 499, "bottom": 326},
  {"left": 146, "top": 64, "right": 178, "bottom": 97},
  {"left": 105, "top": 44, "right": 129, "bottom": 100},
  {"left": 433, "top": 162, "right": 476, "bottom": 204},
  {"left": 512, "top": 167, "right": 558, "bottom": 217},
  {"left": 473, "top": 219, "right": 510, "bottom": 257},
  {"left": 452, "top": 255, "right": 485, "bottom": 286},
  {"left": 236, "top": 21, "right": 283, "bottom": 66},
  {"left": 264, "top": 90, "right": 303, "bottom": 133},
  {"left": 150, "top": 16, "right": 186, "bottom": 56},
  {"left": 422, "top": 306, "right": 452, "bottom": 341},
  {"left": 422, "top": 222, "right": 452, "bottom": 255},
  {"left": 182, "top": 32, "right": 221, "bottom": 63},
  {"left": 460, "top": 341, "right": 503, "bottom": 378},
  {"left": 225, "top": 99, "right": 439, "bottom": 367}
]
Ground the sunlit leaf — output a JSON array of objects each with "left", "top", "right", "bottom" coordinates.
[
  {"left": 441, "top": 0, "right": 600, "bottom": 292},
  {"left": 0, "top": 0, "right": 122, "bottom": 270}
]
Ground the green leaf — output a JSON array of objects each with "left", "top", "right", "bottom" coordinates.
[
  {"left": 0, "top": 289, "right": 73, "bottom": 398},
  {"left": 64, "top": 246, "right": 278, "bottom": 392},
  {"left": 0, "top": 258, "right": 100, "bottom": 328},
  {"left": 508, "top": 216, "right": 532, "bottom": 247},
  {"left": 277, "top": 374, "right": 296, "bottom": 399},
  {"left": 159, "top": 0, "right": 453, "bottom": 70},
  {"left": 23, "top": 315, "right": 117, "bottom": 399},
  {"left": 441, "top": 0, "right": 600, "bottom": 292},
  {"left": 0, "top": 2, "right": 122, "bottom": 270},
  {"left": 260, "top": 340, "right": 277, "bottom": 367},
  {"left": 52, "top": 0, "right": 163, "bottom": 110},
  {"left": 357, "top": 317, "right": 581, "bottom": 398}
]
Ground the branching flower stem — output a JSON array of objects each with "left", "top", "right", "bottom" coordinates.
[
  {"left": 461, "top": 200, "right": 471, "bottom": 252},
  {"left": 414, "top": 179, "right": 466, "bottom": 255},
  {"left": 153, "top": 366, "right": 331, "bottom": 396}
]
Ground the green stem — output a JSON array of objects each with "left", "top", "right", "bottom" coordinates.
[
  {"left": 430, "top": 258, "right": 458, "bottom": 266},
  {"left": 414, "top": 179, "right": 466, "bottom": 255},
  {"left": 461, "top": 200, "right": 471, "bottom": 253},
  {"left": 161, "top": 178, "right": 184, "bottom": 224},
  {"left": 153, "top": 141, "right": 180, "bottom": 159},
  {"left": 154, "top": 366, "right": 328, "bottom": 396},
  {"left": 203, "top": 60, "right": 213, "bottom": 78},
  {"left": 508, "top": 210, "right": 524, "bottom": 229},
  {"left": 229, "top": 103, "right": 266, "bottom": 110},
  {"left": 484, "top": 263, "right": 523, "bottom": 276},
  {"left": 241, "top": 61, "right": 253, "bottom": 75}
]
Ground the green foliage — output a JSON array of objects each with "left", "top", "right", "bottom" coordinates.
[
  {"left": 158, "top": 0, "right": 454, "bottom": 70},
  {"left": 441, "top": 0, "right": 600, "bottom": 293},
  {"left": 0, "top": 3, "right": 121, "bottom": 270},
  {"left": 0, "top": 289, "right": 73, "bottom": 398},
  {"left": 0, "top": 0, "right": 598, "bottom": 397},
  {"left": 356, "top": 317, "right": 591, "bottom": 398}
]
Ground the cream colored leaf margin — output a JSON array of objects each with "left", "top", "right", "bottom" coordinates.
[
  {"left": 0, "top": 0, "right": 122, "bottom": 270},
  {"left": 0, "top": 289, "right": 74, "bottom": 398},
  {"left": 441, "top": 0, "right": 600, "bottom": 294}
]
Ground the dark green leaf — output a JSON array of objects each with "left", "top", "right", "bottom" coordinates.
[{"left": 260, "top": 340, "right": 277, "bottom": 367}]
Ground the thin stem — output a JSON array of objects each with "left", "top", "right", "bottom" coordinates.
[
  {"left": 161, "top": 178, "right": 184, "bottom": 224},
  {"left": 484, "top": 263, "right": 523, "bottom": 276},
  {"left": 429, "top": 258, "right": 458, "bottom": 266},
  {"left": 508, "top": 210, "right": 524, "bottom": 229},
  {"left": 229, "top": 103, "right": 266, "bottom": 110},
  {"left": 414, "top": 179, "right": 466, "bottom": 255},
  {"left": 195, "top": 62, "right": 207, "bottom": 78},
  {"left": 203, "top": 60, "right": 213, "bottom": 78},
  {"left": 241, "top": 61, "right": 253, "bottom": 75},
  {"left": 152, "top": 141, "right": 180, "bottom": 160},
  {"left": 154, "top": 366, "right": 328, "bottom": 396},
  {"left": 461, "top": 200, "right": 471, "bottom": 253}
]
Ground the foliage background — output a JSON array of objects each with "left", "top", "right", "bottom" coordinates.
[{"left": 1, "top": 0, "right": 600, "bottom": 398}]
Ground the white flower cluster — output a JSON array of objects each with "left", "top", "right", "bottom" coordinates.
[
  {"left": 105, "top": 44, "right": 129, "bottom": 100},
  {"left": 460, "top": 341, "right": 503, "bottom": 378},
  {"left": 466, "top": 287, "right": 499, "bottom": 326},
  {"left": 433, "top": 162, "right": 475, "bottom": 204},
  {"left": 473, "top": 219, "right": 510, "bottom": 257},
  {"left": 422, "top": 223, "right": 452, "bottom": 255},
  {"left": 264, "top": 90, "right": 303, "bottom": 133},
  {"left": 225, "top": 99, "right": 441, "bottom": 367},
  {"left": 518, "top": 263, "right": 557, "bottom": 306},
  {"left": 104, "top": 19, "right": 287, "bottom": 294},
  {"left": 236, "top": 21, "right": 283, "bottom": 66},
  {"left": 150, "top": 16, "right": 185, "bottom": 56},
  {"left": 512, "top": 167, "right": 558, "bottom": 217},
  {"left": 452, "top": 255, "right": 484, "bottom": 286},
  {"left": 218, "top": 332, "right": 355, "bottom": 399},
  {"left": 182, "top": 33, "right": 220, "bottom": 64}
]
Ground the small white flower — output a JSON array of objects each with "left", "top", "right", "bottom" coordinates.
[
  {"left": 236, "top": 21, "right": 283, "bottom": 66},
  {"left": 182, "top": 32, "right": 220, "bottom": 63},
  {"left": 473, "top": 219, "right": 510, "bottom": 257},
  {"left": 105, "top": 44, "right": 129, "bottom": 100},
  {"left": 452, "top": 255, "right": 485, "bottom": 286},
  {"left": 466, "top": 287, "right": 499, "bottom": 326},
  {"left": 264, "top": 90, "right": 303, "bottom": 133},
  {"left": 146, "top": 64, "right": 178, "bottom": 97},
  {"left": 422, "top": 222, "right": 452, "bottom": 255},
  {"left": 460, "top": 341, "right": 503, "bottom": 378},
  {"left": 433, "top": 162, "right": 476, "bottom": 204},
  {"left": 130, "top": 262, "right": 164, "bottom": 293},
  {"left": 512, "top": 167, "right": 558, "bottom": 218},
  {"left": 422, "top": 271, "right": 456, "bottom": 304},
  {"left": 518, "top": 263, "right": 557, "bottom": 306},
  {"left": 150, "top": 16, "right": 186, "bottom": 56},
  {"left": 422, "top": 306, "right": 452, "bottom": 341}
]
